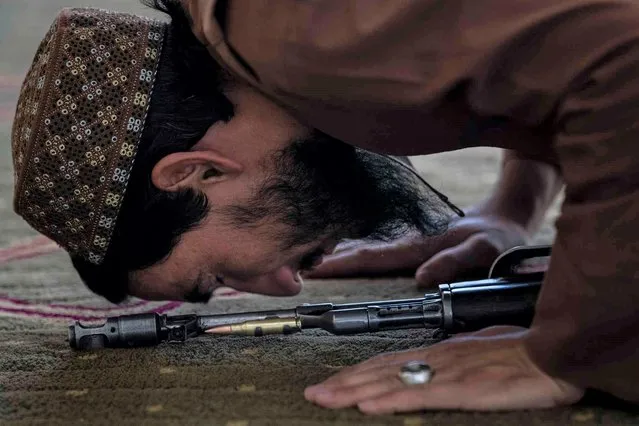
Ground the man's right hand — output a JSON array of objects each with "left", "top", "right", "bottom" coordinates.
[{"left": 305, "top": 215, "right": 530, "bottom": 287}]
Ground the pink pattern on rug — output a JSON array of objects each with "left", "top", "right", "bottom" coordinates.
[
  {"left": 212, "top": 288, "right": 244, "bottom": 298},
  {"left": 0, "top": 301, "right": 182, "bottom": 322},
  {"left": 0, "top": 295, "right": 149, "bottom": 311},
  {"left": 0, "top": 306, "right": 111, "bottom": 321},
  {"left": 0, "top": 236, "right": 249, "bottom": 321},
  {"left": 0, "top": 236, "right": 61, "bottom": 264}
]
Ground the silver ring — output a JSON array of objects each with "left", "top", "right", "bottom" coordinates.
[{"left": 397, "top": 361, "right": 434, "bottom": 386}]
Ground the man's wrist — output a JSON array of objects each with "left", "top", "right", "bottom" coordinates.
[
  {"left": 465, "top": 152, "right": 563, "bottom": 235},
  {"left": 464, "top": 197, "right": 538, "bottom": 236}
]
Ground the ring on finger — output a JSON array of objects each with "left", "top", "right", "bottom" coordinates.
[{"left": 397, "top": 361, "right": 434, "bottom": 386}]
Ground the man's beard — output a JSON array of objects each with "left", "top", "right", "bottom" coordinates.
[{"left": 221, "top": 131, "right": 453, "bottom": 249}]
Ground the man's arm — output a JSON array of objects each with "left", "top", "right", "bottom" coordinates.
[
  {"left": 523, "top": 28, "right": 639, "bottom": 404},
  {"left": 307, "top": 150, "right": 562, "bottom": 286},
  {"left": 466, "top": 150, "right": 563, "bottom": 237},
  {"left": 405, "top": 148, "right": 563, "bottom": 286}
]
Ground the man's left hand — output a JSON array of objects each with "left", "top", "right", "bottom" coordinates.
[{"left": 304, "top": 326, "right": 584, "bottom": 413}]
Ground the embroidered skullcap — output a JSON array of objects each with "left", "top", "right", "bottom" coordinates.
[{"left": 11, "top": 8, "right": 166, "bottom": 265}]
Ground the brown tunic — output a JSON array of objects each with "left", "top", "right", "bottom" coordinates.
[{"left": 184, "top": 0, "right": 639, "bottom": 403}]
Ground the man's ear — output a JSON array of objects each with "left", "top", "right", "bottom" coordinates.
[{"left": 151, "top": 150, "right": 243, "bottom": 191}]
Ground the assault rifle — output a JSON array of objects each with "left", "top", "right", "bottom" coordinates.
[{"left": 68, "top": 245, "right": 550, "bottom": 350}]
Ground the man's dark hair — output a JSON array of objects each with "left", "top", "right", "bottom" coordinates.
[{"left": 71, "top": 0, "right": 234, "bottom": 303}]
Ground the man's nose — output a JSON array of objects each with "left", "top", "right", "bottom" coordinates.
[{"left": 244, "top": 266, "right": 302, "bottom": 296}]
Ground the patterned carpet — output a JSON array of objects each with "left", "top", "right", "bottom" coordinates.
[{"left": 2, "top": 243, "right": 639, "bottom": 426}]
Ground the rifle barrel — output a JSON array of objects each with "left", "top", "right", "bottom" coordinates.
[{"left": 68, "top": 275, "right": 543, "bottom": 349}]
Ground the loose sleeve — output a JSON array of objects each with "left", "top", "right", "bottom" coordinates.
[
  {"left": 185, "top": 0, "right": 639, "bottom": 401},
  {"left": 525, "top": 31, "right": 639, "bottom": 403}
]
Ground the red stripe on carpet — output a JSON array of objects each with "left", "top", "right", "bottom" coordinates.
[
  {"left": 213, "top": 289, "right": 243, "bottom": 297},
  {"left": 0, "top": 236, "right": 61, "bottom": 264},
  {"left": 0, "top": 301, "right": 182, "bottom": 321},
  {"left": 0, "top": 305, "right": 108, "bottom": 321},
  {"left": 0, "top": 295, "right": 149, "bottom": 311},
  {"left": 0, "top": 237, "right": 248, "bottom": 317}
]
